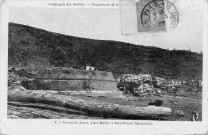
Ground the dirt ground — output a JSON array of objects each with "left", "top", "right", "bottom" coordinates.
[
  {"left": 72, "top": 92, "right": 202, "bottom": 121},
  {"left": 8, "top": 91, "right": 202, "bottom": 121},
  {"left": 8, "top": 104, "right": 103, "bottom": 119}
]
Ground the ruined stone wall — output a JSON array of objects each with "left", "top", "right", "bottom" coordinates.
[{"left": 21, "top": 68, "right": 117, "bottom": 91}]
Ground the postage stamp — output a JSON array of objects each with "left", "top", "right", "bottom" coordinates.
[
  {"left": 120, "top": 0, "right": 179, "bottom": 34},
  {"left": 0, "top": 0, "right": 207, "bottom": 134}
]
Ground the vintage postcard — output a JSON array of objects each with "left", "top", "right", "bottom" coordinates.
[{"left": 0, "top": 0, "right": 208, "bottom": 134}]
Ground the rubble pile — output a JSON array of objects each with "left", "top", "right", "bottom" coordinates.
[{"left": 117, "top": 74, "right": 164, "bottom": 96}]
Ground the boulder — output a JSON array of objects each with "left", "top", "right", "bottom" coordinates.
[
  {"left": 177, "top": 110, "right": 185, "bottom": 117},
  {"left": 148, "top": 99, "right": 163, "bottom": 106}
]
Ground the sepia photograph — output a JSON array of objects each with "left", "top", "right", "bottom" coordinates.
[{"left": 0, "top": 0, "right": 208, "bottom": 134}]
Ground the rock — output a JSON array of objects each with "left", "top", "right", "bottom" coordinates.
[
  {"left": 173, "top": 102, "right": 177, "bottom": 105},
  {"left": 177, "top": 110, "right": 185, "bottom": 117},
  {"left": 148, "top": 99, "right": 163, "bottom": 106},
  {"left": 190, "top": 92, "right": 197, "bottom": 96},
  {"left": 154, "top": 89, "right": 162, "bottom": 94},
  {"left": 174, "top": 102, "right": 178, "bottom": 104},
  {"left": 170, "top": 100, "right": 177, "bottom": 104},
  {"left": 8, "top": 85, "right": 27, "bottom": 91}
]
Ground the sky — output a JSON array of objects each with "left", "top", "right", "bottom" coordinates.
[{"left": 9, "top": 0, "right": 206, "bottom": 52}]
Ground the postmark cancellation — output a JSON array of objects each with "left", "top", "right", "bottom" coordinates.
[{"left": 120, "top": 0, "right": 179, "bottom": 34}]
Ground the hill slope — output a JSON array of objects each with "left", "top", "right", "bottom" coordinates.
[{"left": 8, "top": 23, "right": 202, "bottom": 79}]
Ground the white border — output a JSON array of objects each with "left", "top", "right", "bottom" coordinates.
[{"left": 0, "top": 0, "right": 208, "bottom": 135}]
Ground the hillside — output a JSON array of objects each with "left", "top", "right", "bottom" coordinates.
[{"left": 8, "top": 23, "right": 202, "bottom": 80}]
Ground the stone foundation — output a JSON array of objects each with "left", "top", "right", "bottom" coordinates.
[{"left": 21, "top": 68, "right": 117, "bottom": 91}]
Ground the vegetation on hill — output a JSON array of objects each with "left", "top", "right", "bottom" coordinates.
[{"left": 8, "top": 23, "right": 202, "bottom": 80}]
